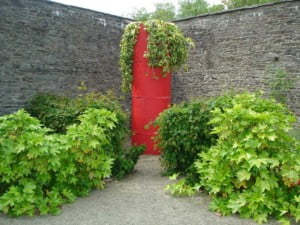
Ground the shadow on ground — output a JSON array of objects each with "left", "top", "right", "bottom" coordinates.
[{"left": 0, "top": 155, "right": 291, "bottom": 225}]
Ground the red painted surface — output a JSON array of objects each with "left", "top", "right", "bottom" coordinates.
[{"left": 131, "top": 25, "right": 171, "bottom": 155}]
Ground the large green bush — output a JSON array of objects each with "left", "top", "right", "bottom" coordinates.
[
  {"left": 0, "top": 109, "right": 116, "bottom": 216},
  {"left": 154, "top": 100, "right": 215, "bottom": 175},
  {"left": 162, "top": 92, "right": 299, "bottom": 224},
  {"left": 196, "top": 93, "right": 300, "bottom": 224},
  {"left": 154, "top": 92, "right": 234, "bottom": 176},
  {"left": 25, "top": 92, "right": 143, "bottom": 179}
]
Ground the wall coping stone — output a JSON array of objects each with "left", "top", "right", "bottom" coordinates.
[
  {"left": 173, "top": 0, "right": 298, "bottom": 22},
  {"left": 15, "top": 0, "right": 134, "bottom": 21}
]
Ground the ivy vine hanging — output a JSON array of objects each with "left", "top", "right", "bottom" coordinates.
[{"left": 119, "top": 20, "right": 194, "bottom": 93}]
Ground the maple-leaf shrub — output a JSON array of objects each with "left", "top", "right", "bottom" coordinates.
[
  {"left": 195, "top": 93, "right": 300, "bottom": 224},
  {"left": 0, "top": 109, "right": 116, "bottom": 216},
  {"left": 25, "top": 92, "right": 143, "bottom": 179}
]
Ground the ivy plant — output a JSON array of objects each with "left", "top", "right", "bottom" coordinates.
[{"left": 120, "top": 19, "right": 194, "bottom": 93}]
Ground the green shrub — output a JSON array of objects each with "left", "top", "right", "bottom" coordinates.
[
  {"left": 25, "top": 92, "right": 142, "bottom": 179},
  {"left": 25, "top": 93, "right": 76, "bottom": 133},
  {"left": 195, "top": 93, "right": 300, "bottom": 224},
  {"left": 74, "top": 92, "right": 142, "bottom": 178},
  {"left": 154, "top": 92, "right": 235, "bottom": 176},
  {"left": 154, "top": 100, "right": 216, "bottom": 175},
  {"left": 62, "top": 108, "right": 117, "bottom": 195},
  {"left": 0, "top": 109, "right": 117, "bottom": 216},
  {"left": 112, "top": 145, "right": 145, "bottom": 179},
  {"left": 25, "top": 91, "right": 126, "bottom": 134}
]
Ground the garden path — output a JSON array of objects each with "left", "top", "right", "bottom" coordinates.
[{"left": 0, "top": 155, "right": 287, "bottom": 225}]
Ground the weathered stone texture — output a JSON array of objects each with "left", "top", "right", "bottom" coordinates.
[
  {"left": 0, "top": 0, "right": 299, "bottom": 120},
  {"left": 0, "top": 0, "right": 131, "bottom": 115},
  {"left": 174, "top": 0, "right": 300, "bottom": 119}
]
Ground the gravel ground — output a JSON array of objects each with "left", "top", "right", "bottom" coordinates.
[{"left": 0, "top": 155, "right": 291, "bottom": 225}]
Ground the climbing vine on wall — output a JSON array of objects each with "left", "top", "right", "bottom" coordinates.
[{"left": 119, "top": 20, "right": 194, "bottom": 93}]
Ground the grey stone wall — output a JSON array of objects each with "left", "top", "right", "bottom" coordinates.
[
  {"left": 174, "top": 0, "right": 300, "bottom": 119},
  {"left": 0, "top": 0, "right": 299, "bottom": 120},
  {"left": 0, "top": 0, "right": 131, "bottom": 115}
]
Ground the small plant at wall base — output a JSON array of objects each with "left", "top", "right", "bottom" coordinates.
[
  {"left": 267, "top": 68, "right": 295, "bottom": 105},
  {"left": 119, "top": 19, "right": 194, "bottom": 93}
]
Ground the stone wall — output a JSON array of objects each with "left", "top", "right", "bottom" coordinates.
[
  {"left": 0, "top": 0, "right": 131, "bottom": 115},
  {"left": 174, "top": 0, "right": 300, "bottom": 118},
  {"left": 0, "top": 0, "right": 299, "bottom": 119}
]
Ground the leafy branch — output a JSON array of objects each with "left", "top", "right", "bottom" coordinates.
[{"left": 119, "top": 20, "right": 194, "bottom": 93}]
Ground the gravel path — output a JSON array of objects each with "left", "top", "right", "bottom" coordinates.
[{"left": 0, "top": 155, "right": 286, "bottom": 225}]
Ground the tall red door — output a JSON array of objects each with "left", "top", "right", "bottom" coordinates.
[{"left": 131, "top": 25, "right": 171, "bottom": 155}]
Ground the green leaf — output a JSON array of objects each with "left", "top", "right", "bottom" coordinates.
[
  {"left": 228, "top": 197, "right": 246, "bottom": 213},
  {"left": 294, "top": 196, "right": 300, "bottom": 203},
  {"left": 267, "top": 134, "right": 277, "bottom": 141},
  {"left": 254, "top": 213, "right": 268, "bottom": 224},
  {"left": 244, "top": 139, "right": 260, "bottom": 149},
  {"left": 236, "top": 170, "right": 251, "bottom": 182},
  {"left": 268, "top": 158, "right": 280, "bottom": 168},
  {"left": 255, "top": 178, "right": 276, "bottom": 192},
  {"left": 249, "top": 158, "right": 268, "bottom": 169},
  {"left": 169, "top": 173, "right": 180, "bottom": 180},
  {"left": 22, "top": 184, "right": 35, "bottom": 195},
  {"left": 282, "top": 170, "right": 299, "bottom": 182}
]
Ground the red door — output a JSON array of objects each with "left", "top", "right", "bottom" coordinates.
[{"left": 131, "top": 25, "right": 171, "bottom": 155}]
